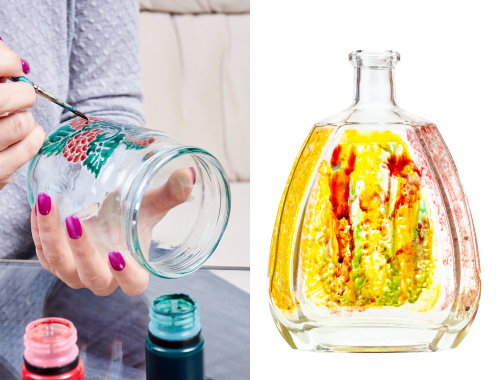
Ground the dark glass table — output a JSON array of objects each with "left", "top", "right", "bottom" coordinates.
[{"left": 0, "top": 260, "right": 249, "bottom": 380}]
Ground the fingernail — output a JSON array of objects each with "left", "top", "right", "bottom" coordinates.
[
  {"left": 66, "top": 216, "right": 82, "bottom": 239},
  {"left": 189, "top": 167, "right": 196, "bottom": 184},
  {"left": 109, "top": 251, "right": 125, "bottom": 271},
  {"left": 0, "top": 36, "right": 3, "bottom": 41},
  {"left": 21, "top": 58, "right": 30, "bottom": 74},
  {"left": 37, "top": 192, "right": 51, "bottom": 215},
  {"left": 35, "top": 204, "right": 37, "bottom": 216}
]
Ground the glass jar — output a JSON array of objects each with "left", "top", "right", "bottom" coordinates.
[
  {"left": 268, "top": 50, "right": 481, "bottom": 352},
  {"left": 27, "top": 118, "right": 230, "bottom": 278}
]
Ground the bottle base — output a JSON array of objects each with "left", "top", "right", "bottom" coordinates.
[{"left": 273, "top": 314, "right": 476, "bottom": 353}]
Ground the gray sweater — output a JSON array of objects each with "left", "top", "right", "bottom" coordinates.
[{"left": 0, "top": 0, "right": 145, "bottom": 258}]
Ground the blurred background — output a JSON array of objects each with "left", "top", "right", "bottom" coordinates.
[{"left": 139, "top": 0, "right": 250, "bottom": 290}]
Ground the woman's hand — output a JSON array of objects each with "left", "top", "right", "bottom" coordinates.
[
  {"left": 31, "top": 167, "right": 196, "bottom": 296},
  {"left": 0, "top": 39, "right": 45, "bottom": 189}
]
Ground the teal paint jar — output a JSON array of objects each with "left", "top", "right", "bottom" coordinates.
[{"left": 146, "top": 294, "right": 205, "bottom": 380}]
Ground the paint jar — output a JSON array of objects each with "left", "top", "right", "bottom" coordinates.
[
  {"left": 146, "top": 294, "right": 205, "bottom": 380},
  {"left": 268, "top": 50, "right": 481, "bottom": 352},
  {"left": 27, "top": 118, "right": 230, "bottom": 278},
  {"left": 21, "top": 318, "right": 84, "bottom": 380}
]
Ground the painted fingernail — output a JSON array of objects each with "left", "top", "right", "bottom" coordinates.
[
  {"left": 66, "top": 215, "right": 82, "bottom": 239},
  {"left": 21, "top": 58, "right": 30, "bottom": 74},
  {"left": 189, "top": 167, "right": 196, "bottom": 184},
  {"left": 109, "top": 251, "right": 125, "bottom": 271},
  {"left": 0, "top": 36, "right": 3, "bottom": 41},
  {"left": 37, "top": 192, "right": 51, "bottom": 215},
  {"left": 34, "top": 204, "right": 37, "bottom": 216}
]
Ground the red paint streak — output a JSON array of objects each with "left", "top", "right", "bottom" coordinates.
[
  {"left": 387, "top": 151, "right": 412, "bottom": 177},
  {"left": 331, "top": 145, "right": 342, "bottom": 167},
  {"left": 346, "top": 149, "right": 356, "bottom": 175},
  {"left": 328, "top": 146, "right": 356, "bottom": 267},
  {"left": 387, "top": 150, "right": 422, "bottom": 178},
  {"left": 329, "top": 147, "right": 356, "bottom": 221}
]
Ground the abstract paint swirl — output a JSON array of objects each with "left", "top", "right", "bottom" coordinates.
[{"left": 301, "top": 130, "right": 439, "bottom": 311}]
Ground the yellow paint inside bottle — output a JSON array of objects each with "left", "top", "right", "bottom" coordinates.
[{"left": 301, "top": 130, "right": 439, "bottom": 312}]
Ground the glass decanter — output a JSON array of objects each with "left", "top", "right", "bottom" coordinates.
[
  {"left": 27, "top": 118, "right": 230, "bottom": 279},
  {"left": 268, "top": 50, "right": 480, "bottom": 352}
]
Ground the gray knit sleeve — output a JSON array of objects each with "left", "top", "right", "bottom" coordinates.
[{"left": 62, "top": 0, "right": 145, "bottom": 127}]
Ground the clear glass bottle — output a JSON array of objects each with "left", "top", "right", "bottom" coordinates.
[
  {"left": 27, "top": 118, "right": 230, "bottom": 279},
  {"left": 268, "top": 50, "right": 481, "bottom": 352}
]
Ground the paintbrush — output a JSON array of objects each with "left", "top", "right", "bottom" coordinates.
[{"left": 7, "top": 76, "right": 88, "bottom": 120}]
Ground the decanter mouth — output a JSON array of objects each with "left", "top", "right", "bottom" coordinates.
[{"left": 349, "top": 50, "right": 400, "bottom": 68}]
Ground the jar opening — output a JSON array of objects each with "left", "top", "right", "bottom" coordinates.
[
  {"left": 349, "top": 50, "right": 400, "bottom": 68},
  {"left": 127, "top": 147, "right": 231, "bottom": 278}
]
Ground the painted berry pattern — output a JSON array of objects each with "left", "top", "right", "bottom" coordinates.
[
  {"left": 38, "top": 118, "right": 156, "bottom": 178},
  {"left": 124, "top": 137, "right": 156, "bottom": 150},
  {"left": 142, "top": 150, "right": 158, "bottom": 162},
  {"left": 70, "top": 116, "right": 105, "bottom": 130},
  {"left": 62, "top": 128, "right": 104, "bottom": 163}
]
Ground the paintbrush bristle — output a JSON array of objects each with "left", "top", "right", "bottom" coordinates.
[{"left": 74, "top": 110, "right": 89, "bottom": 120}]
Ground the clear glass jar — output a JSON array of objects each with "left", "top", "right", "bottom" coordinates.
[
  {"left": 27, "top": 118, "right": 230, "bottom": 279},
  {"left": 268, "top": 51, "right": 481, "bottom": 352}
]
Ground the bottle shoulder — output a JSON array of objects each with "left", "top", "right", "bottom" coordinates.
[{"left": 317, "top": 103, "right": 432, "bottom": 127}]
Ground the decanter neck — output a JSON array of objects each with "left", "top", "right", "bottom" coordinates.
[
  {"left": 349, "top": 50, "right": 400, "bottom": 107},
  {"left": 353, "top": 67, "right": 396, "bottom": 106}
]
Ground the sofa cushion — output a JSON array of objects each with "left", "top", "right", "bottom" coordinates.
[
  {"left": 139, "top": 11, "right": 249, "bottom": 181},
  {"left": 140, "top": 0, "right": 249, "bottom": 14}
]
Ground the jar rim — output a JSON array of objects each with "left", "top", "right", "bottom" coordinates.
[{"left": 126, "top": 145, "right": 231, "bottom": 278}]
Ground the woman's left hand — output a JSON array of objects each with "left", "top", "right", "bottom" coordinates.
[{"left": 31, "top": 167, "right": 195, "bottom": 296}]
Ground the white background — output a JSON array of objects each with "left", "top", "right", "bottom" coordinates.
[{"left": 251, "top": 1, "right": 499, "bottom": 378}]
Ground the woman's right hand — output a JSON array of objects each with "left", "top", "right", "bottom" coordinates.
[{"left": 0, "top": 38, "right": 45, "bottom": 190}]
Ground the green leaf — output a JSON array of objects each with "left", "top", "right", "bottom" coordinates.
[
  {"left": 82, "top": 131, "right": 126, "bottom": 177},
  {"left": 39, "top": 124, "right": 80, "bottom": 156}
]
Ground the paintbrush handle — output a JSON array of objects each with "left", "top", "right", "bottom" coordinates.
[{"left": 7, "top": 76, "right": 88, "bottom": 120}]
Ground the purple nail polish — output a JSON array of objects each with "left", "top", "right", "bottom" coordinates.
[
  {"left": 189, "top": 167, "right": 196, "bottom": 184},
  {"left": 66, "top": 215, "right": 82, "bottom": 239},
  {"left": 109, "top": 251, "right": 126, "bottom": 271},
  {"left": 21, "top": 58, "right": 30, "bottom": 74},
  {"left": 37, "top": 193, "right": 51, "bottom": 215},
  {"left": 0, "top": 36, "right": 3, "bottom": 41}
]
